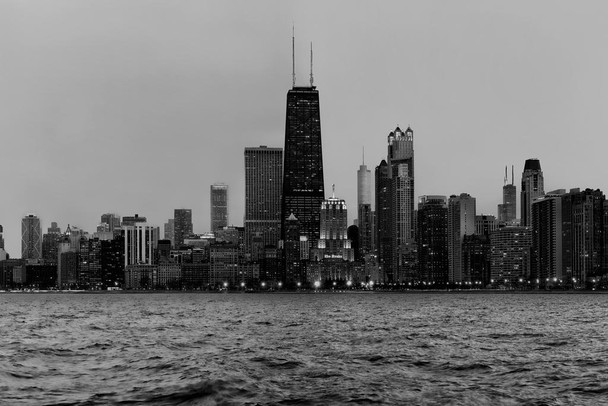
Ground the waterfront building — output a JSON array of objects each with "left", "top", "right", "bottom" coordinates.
[
  {"left": 244, "top": 146, "right": 283, "bottom": 259},
  {"left": 124, "top": 264, "right": 157, "bottom": 289},
  {"left": 42, "top": 222, "right": 61, "bottom": 265},
  {"left": 387, "top": 127, "right": 416, "bottom": 282},
  {"left": 173, "top": 209, "right": 193, "bottom": 249},
  {"left": 531, "top": 190, "right": 566, "bottom": 284},
  {"left": 375, "top": 159, "right": 392, "bottom": 282},
  {"left": 462, "top": 234, "right": 491, "bottom": 286},
  {"left": 313, "top": 187, "right": 353, "bottom": 261},
  {"left": 100, "top": 234, "right": 124, "bottom": 288},
  {"left": 521, "top": 159, "right": 545, "bottom": 227},
  {"left": 281, "top": 83, "right": 325, "bottom": 262},
  {"left": 448, "top": 193, "right": 476, "bottom": 282},
  {"left": 123, "top": 223, "right": 160, "bottom": 267},
  {"left": 417, "top": 195, "right": 449, "bottom": 284},
  {"left": 211, "top": 184, "right": 229, "bottom": 232},
  {"left": 283, "top": 213, "right": 303, "bottom": 285},
  {"left": 498, "top": 166, "right": 517, "bottom": 223},
  {"left": 490, "top": 226, "right": 532, "bottom": 284},
  {"left": 209, "top": 243, "right": 239, "bottom": 287},
  {"left": 21, "top": 214, "right": 42, "bottom": 261}
]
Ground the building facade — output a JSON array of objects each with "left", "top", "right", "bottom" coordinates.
[
  {"left": 521, "top": 159, "right": 545, "bottom": 227},
  {"left": 281, "top": 85, "right": 325, "bottom": 266},
  {"left": 21, "top": 214, "right": 42, "bottom": 261},
  {"left": 173, "top": 209, "right": 193, "bottom": 249},
  {"left": 448, "top": 193, "right": 476, "bottom": 282},
  {"left": 417, "top": 195, "right": 449, "bottom": 284},
  {"left": 357, "top": 162, "right": 373, "bottom": 255},
  {"left": 244, "top": 146, "right": 283, "bottom": 258},
  {"left": 211, "top": 184, "right": 229, "bottom": 232}
]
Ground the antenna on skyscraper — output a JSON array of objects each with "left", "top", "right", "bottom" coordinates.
[
  {"left": 292, "top": 25, "right": 296, "bottom": 87},
  {"left": 511, "top": 165, "right": 514, "bottom": 185},
  {"left": 504, "top": 166, "right": 508, "bottom": 186},
  {"left": 362, "top": 146, "right": 365, "bottom": 165},
  {"left": 310, "top": 42, "right": 314, "bottom": 87}
]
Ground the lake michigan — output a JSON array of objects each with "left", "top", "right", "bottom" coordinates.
[{"left": 1, "top": 292, "right": 608, "bottom": 405}]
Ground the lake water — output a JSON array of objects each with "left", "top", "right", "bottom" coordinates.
[{"left": 1, "top": 292, "right": 608, "bottom": 405}]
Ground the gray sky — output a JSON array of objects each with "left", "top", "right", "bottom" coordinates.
[{"left": 2, "top": 1, "right": 608, "bottom": 256}]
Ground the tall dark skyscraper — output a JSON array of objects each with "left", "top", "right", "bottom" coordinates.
[
  {"left": 375, "top": 159, "right": 392, "bottom": 282},
  {"left": 281, "top": 69, "right": 325, "bottom": 261},
  {"left": 357, "top": 158, "right": 373, "bottom": 256},
  {"left": 417, "top": 195, "right": 449, "bottom": 284},
  {"left": 22, "top": 214, "right": 42, "bottom": 260},
  {"left": 173, "top": 209, "right": 193, "bottom": 248},
  {"left": 521, "top": 158, "right": 544, "bottom": 227},
  {"left": 245, "top": 146, "right": 283, "bottom": 258}
]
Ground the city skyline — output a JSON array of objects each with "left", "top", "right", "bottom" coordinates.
[{"left": 3, "top": 1, "right": 608, "bottom": 256}]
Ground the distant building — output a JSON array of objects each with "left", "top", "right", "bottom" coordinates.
[
  {"left": 475, "top": 215, "right": 498, "bottom": 236},
  {"left": 22, "top": 214, "right": 42, "bottom": 261},
  {"left": 313, "top": 188, "right": 353, "bottom": 261},
  {"left": 375, "top": 159, "right": 392, "bottom": 282},
  {"left": 164, "top": 219, "right": 174, "bottom": 246},
  {"left": 211, "top": 184, "right": 229, "bottom": 232},
  {"left": 42, "top": 222, "right": 62, "bottom": 265},
  {"left": 448, "top": 194, "right": 476, "bottom": 282},
  {"left": 173, "top": 209, "right": 193, "bottom": 249},
  {"left": 462, "top": 234, "right": 491, "bottom": 286},
  {"left": 100, "top": 213, "right": 121, "bottom": 233},
  {"left": 521, "top": 159, "right": 544, "bottom": 227},
  {"left": 498, "top": 166, "right": 517, "bottom": 223},
  {"left": 244, "top": 146, "right": 283, "bottom": 259},
  {"left": 121, "top": 214, "right": 147, "bottom": 227}
]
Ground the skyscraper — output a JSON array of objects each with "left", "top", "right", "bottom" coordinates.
[
  {"left": 448, "top": 193, "right": 476, "bottom": 283},
  {"left": 375, "top": 159, "right": 393, "bottom": 282},
  {"left": 211, "top": 184, "right": 228, "bottom": 232},
  {"left": 281, "top": 82, "right": 324, "bottom": 260},
  {"left": 315, "top": 187, "right": 352, "bottom": 261},
  {"left": 417, "top": 196, "right": 449, "bottom": 284},
  {"left": 42, "top": 222, "right": 62, "bottom": 265},
  {"left": 498, "top": 166, "right": 517, "bottom": 223},
  {"left": 244, "top": 146, "right": 283, "bottom": 258},
  {"left": 22, "top": 214, "right": 42, "bottom": 260},
  {"left": 173, "top": 209, "right": 193, "bottom": 248},
  {"left": 521, "top": 159, "right": 544, "bottom": 227},
  {"left": 357, "top": 159, "right": 373, "bottom": 255},
  {"left": 387, "top": 126, "right": 416, "bottom": 282}
]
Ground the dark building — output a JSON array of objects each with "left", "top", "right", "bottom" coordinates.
[
  {"left": 462, "top": 234, "right": 491, "bottom": 286},
  {"left": 521, "top": 159, "right": 544, "bottom": 227},
  {"left": 101, "top": 234, "right": 124, "bottom": 288},
  {"left": 417, "top": 196, "right": 449, "bottom": 284},
  {"left": 283, "top": 213, "right": 303, "bottom": 286},
  {"left": 173, "top": 209, "right": 193, "bottom": 249},
  {"left": 42, "top": 222, "right": 62, "bottom": 265},
  {"left": 121, "top": 214, "right": 147, "bottom": 227},
  {"left": 491, "top": 226, "right": 532, "bottom": 285},
  {"left": 244, "top": 146, "right": 283, "bottom": 259},
  {"left": 281, "top": 85, "right": 325, "bottom": 266},
  {"left": 347, "top": 225, "right": 360, "bottom": 261},
  {"left": 375, "top": 159, "right": 393, "bottom": 282},
  {"left": 357, "top": 162, "right": 373, "bottom": 255},
  {"left": 25, "top": 264, "right": 57, "bottom": 289}
]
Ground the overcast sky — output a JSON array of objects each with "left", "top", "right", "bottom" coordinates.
[{"left": 2, "top": 1, "right": 608, "bottom": 256}]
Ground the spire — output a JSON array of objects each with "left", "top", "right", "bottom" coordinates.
[
  {"left": 292, "top": 26, "right": 296, "bottom": 88},
  {"left": 362, "top": 146, "right": 365, "bottom": 165},
  {"left": 511, "top": 165, "right": 514, "bottom": 185},
  {"left": 310, "top": 42, "right": 314, "bottom": 87},
  {"left": 332, "top": 184, "right": 335, "bottom": 198},
  {"left": 504, "top": 166, "right": 508, "bottom": 186}
]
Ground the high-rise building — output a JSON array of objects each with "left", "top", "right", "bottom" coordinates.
[
  {"left": 121, "top": 214, "right": 147, "bottom": 227},
  {"left": 498, "top": 166, "right": 517, "bottom": 223},
  {"left": 387, "top": 127, "right": 416, "bottom": 282},
  {"left": 42, "top": 222, "right": 62, "bottom": 265},
  {"left": 0, "top": 224, "right": 4, "bottom": 250},
  {"left": 281, "top": 82, "right": 325, "bottom": 262},
  {"left": 173, "top": 209, "right": 193, "bottom": 249},
  {"left": 244, "top": 146, "right": 283, "bottom": 258},
  {"left": 475, "top": 215, "right": 498, "bottom": 236},
  {"left": 375, "top": 159, "right": 392, "bottom": 282},
  {"left": 123, "top": 223, "right": 160, "bottom": 267},
  {"left": 21, "top": 214, "right": 42, "bottom": 261},
  {"left": 357, "top": 160, "right": 373, "bottom": 255},
  {"left": 490, "top": 226, "right": 532, "bottom": 284},
  {"left": 448, "top": 193, "right": 476, "bottom": 282},
  {"left": 521, "top": 159, "right": 544, "bottom": 227},
  {"left": 164, "top": 219, "right": 174, "bottom": 246},
  {"left": 211, "top": 184, "right": 229, "bottom": 232},
  {"left": 417, "top": 195, "right": 449, "bottom": 284},
  {"left": 101, "top": 214, "right": 121, "bottom": 233},
  {"left": 314, "top": 187, "right": 352, "bottom": 261},
  {"left": 531, "top": 190, "right": 565, "bottom": 283}
]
